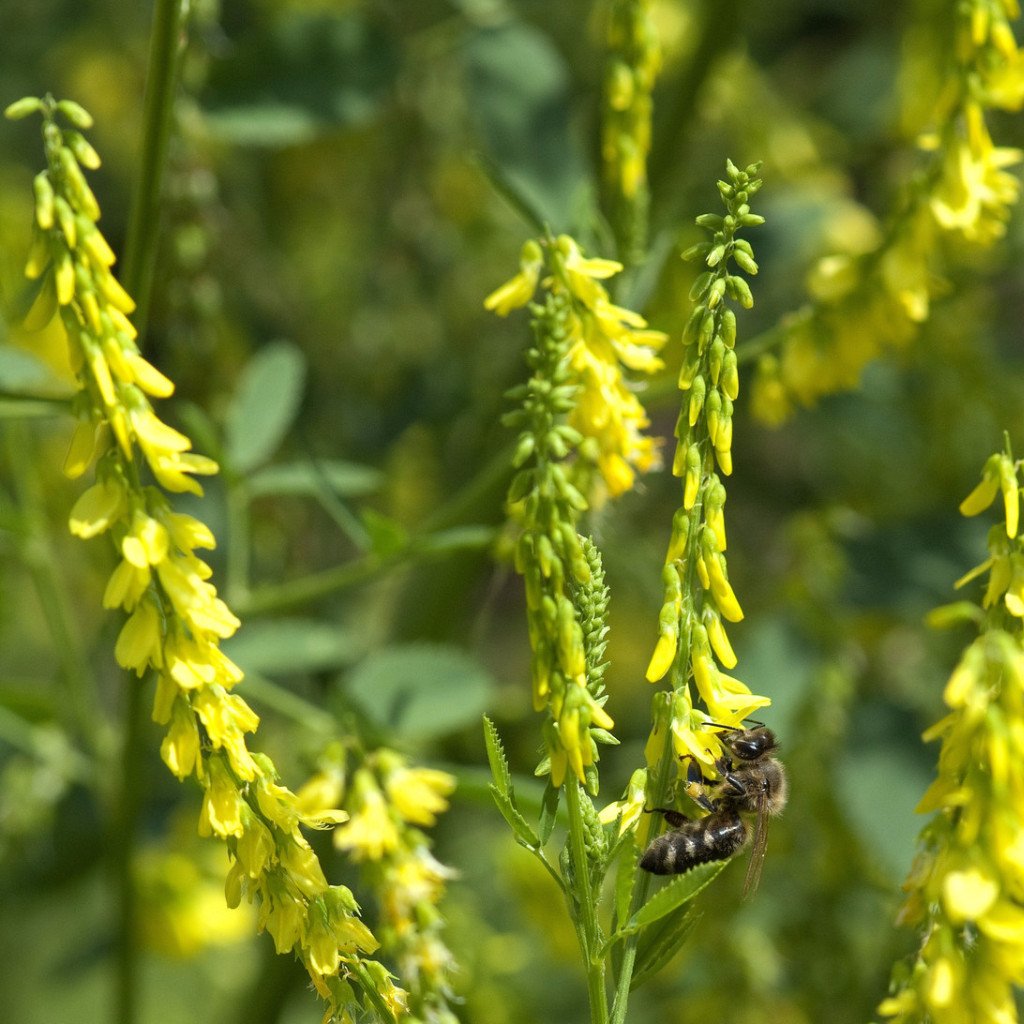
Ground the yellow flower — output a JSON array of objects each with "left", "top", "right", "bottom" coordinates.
[
  {"left": 199, "top": 756, "right": 245, "bottom": 839},
  {"left": 334, "top": 772, "right": 400, "bottom": 861},
  {"left": 483, "top": 239, "right": 543, "bottom": 316},
  {"left": 384, "top": 764, "right": 456, "bottom": 827},
  {"left": 599, "top": 767, "right": 648, "bottom": 835},
  {"left": 68, "top": 476, "right": 127, "bottom": 538},
  {"left": 942, "top": 866, "right": 999, "bottom": 921}
]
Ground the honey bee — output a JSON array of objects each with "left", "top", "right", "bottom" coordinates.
[{"left": 639, "top": 723, "right": 788, "bottom": 897}]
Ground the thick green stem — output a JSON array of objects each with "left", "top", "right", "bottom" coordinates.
[
  {"left": 120, "top": 0, "right": 188, "bottom": 337},
  {"left": 565, "top": 779, "right": 610, "bottom": 1024}
]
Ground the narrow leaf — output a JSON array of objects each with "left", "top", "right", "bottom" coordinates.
[
  {"left": 247, "top": 459, "right": 383, "bottom": 499},
  {"left": 630, "top": 862, "right": 725, "bottom": 932},
  {"left": 489, "top": 785, "right": 540, "bottom": 848},
  {"left": 630, "top": 909, "right": 701, "bottom": 990},
  {"left": 482, "top": 715, "right": 512, "bottom": 798}
]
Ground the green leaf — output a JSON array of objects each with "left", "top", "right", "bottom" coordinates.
[
  {"left": 247, "top": 459, "right": 383, "bottom": 500},
  {"left": 629, "top": 862, "right": 725, "bottom": 933},
  {"left": 361, "top": 508, "right": 408, "bottom": 557},
  {"left": 538, "top": 779, "right": 560, "bottom": 846},
  {"left": 482, "top": 715, "right": 512, "bottom": 799},
  {"left": 630, "top": 909, "right": 701, "bottom": 990},
  {"left": 463, "top": 22, "right": 587, "bottom": 231},
  {"left": 224, "top": 340, "right": 307, "bottom": 474},
  {"left": 222, "top": 619, "right": 362, "bottom": 675},
  {"left": 202, "top": 10, "right": 398, "bottom": 148},
  {"left": 489, "top": 784, "right": 541, "bottom": 848},
  {"left": 345, "top": 644, "right": 496, "bottom": 741}
]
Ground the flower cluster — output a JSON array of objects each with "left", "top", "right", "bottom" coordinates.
[
  {"left": 495, "top": 286, "right": 615, "bottom": 788},
  {"left": 751, "top": 0, "right": 1023, "bottom": 425},
  {"left": 301, "top": 747, "right": 459, "bottom": 1024},
  {"left": 7, "top": 95, "right": 403, "bottom": 1023},
  {"left": 878, "top": 446, "right": 1024, "bottom": 1024},
  {"left": 646, "top": 160, "right": 771, "bottom": 774},
  {"left": 485, "top": 234, "right": 667, "bottom": 502},
  {"left": 602, "top": 0, "right": 661, "bottom": 260}
]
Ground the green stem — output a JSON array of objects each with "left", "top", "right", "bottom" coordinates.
[
  {"left": 610, "top": 494, "right": 705, "bottom": 1023},
  {"left": 235, "top": 526, "right": 495, "bottom": 617},
  {"left": 113, "top": 672, "right": 147, "bottom": 1024},
  {"left": 608, "top": 724, "right": 677, "bottom": 1024},
  {"left": 565, "top": 779, "right": 609, "bottom": 1024},
  {"left": 120, "top": 0, "right": 188, "bottom": 336}
]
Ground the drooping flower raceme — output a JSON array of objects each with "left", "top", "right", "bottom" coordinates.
[
  {"left": 6, "top": 94, "right": 404, "bottom": 1023},
  {"left": 646, "top": 161, "right": 772, "bottom": 781},
  {"left": 300, "top": 746, "right": 460, "bottom": 1024},
  {"left": 878, "top": 446, "right": 1024, "bottom": 1024},
  {"left": 750, "top": 0, "right": 1023, "bottom": 424}
]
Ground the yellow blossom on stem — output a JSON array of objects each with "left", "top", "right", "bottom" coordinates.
[
  {"left": 751, "top": 0, "right": 1024, "bottom": 421},
  {"left": 485, "top": 232, "right": 666, "bottom": 502},
  {"left": 7, "top": 94, "right": 401, "bottom": 1022},
  {"left": 879, "top": 443, "right": 1024, "bottom": 1024},
  {"left": 645, "top": 161, "right": 772, "bottom": 807}
]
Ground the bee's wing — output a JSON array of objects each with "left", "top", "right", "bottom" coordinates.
[{"left": 742, "top": 789, "right": 770, "bottom": 899}]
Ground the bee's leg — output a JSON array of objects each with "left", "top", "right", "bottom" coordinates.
[
  {"left": 682, "top": 757, "right": 716, "bottom": 812},
  {"left": 644, "top": 807, "right": 691, "bottom": 828},
  {"left": 719, "top": 770, "right": 747, "bottom": 798}
]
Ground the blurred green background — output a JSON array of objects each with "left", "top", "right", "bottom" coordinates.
[{"left": 2, "top": 0, "right": 1024, "bottom": 1022}]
